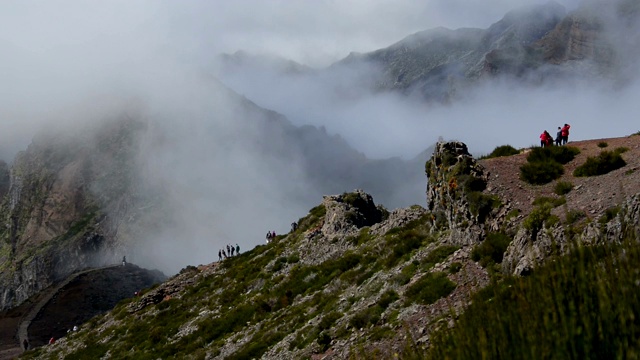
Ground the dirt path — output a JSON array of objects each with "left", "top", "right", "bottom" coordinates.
[{"left": 0, "top": 264, "right": 119, "bottom": 360}]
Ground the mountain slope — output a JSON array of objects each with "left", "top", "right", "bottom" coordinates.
[
  {"left": 0, "top": 76, "right": 427, "bottom": 313},
  {"left": 23, "top": 134, "right": 640, "bottom": 359}
]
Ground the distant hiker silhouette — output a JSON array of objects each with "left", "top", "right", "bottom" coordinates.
[
  {"left": 266, "top": 231, "right": 272, "bottom": 244},
  {"left": 222, "top": 249, "right": 227, "bottom": 259},
  {"left": 291, "top": 222, "right": 298, "bottom": 232},
  {"left": 236, "top": 243, "right": 240, "bottom": 254},
  {"left": 218, "top": 249, "right": 222, "bottom": 261},
  {"left": 555, "top": 127, "right": 562, "bottom": 146},
  {"left": 122, "top": 256, "right": 126, "bottom": 266},
  {"left": 561, "top": 123, "right": 570, "bottom": 144},
  {"left": 230, "top": 245, "right": 235, "bottom": 256},
  {"left": 23, "top": 339, "right": 28, "bottom": 351},
  {"left": 49, "top": 337, "right": 55, "bottom": 345}
]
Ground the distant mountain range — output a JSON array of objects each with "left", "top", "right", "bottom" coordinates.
[{"left": 217, "top": 0, "right": 640, "bottom": 102}]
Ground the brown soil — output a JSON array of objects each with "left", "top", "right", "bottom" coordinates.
[{"left": 480, "top": 135, "right": 640, "bottom": 220}]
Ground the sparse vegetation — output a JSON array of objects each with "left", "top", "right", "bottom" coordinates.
[
  {"left": 404, "top": 272, "right": 456, "bottom": 305},
  {"left": 520, "top": 146, "right": 580, "bottom": 185},
  {"left": 481, "top": 144, "right": 520, "bottom": 159},
  {"left": 574, "top": 151, "right": 626, "bottom": 177},
  {"left": 554, "top": 181, "right": 573, "bottom": 195},
  {"left": 428, "top": 241, "right": 640, "bottom": 360},
  {"left": 597, "top": 141, "right": 608, "bottom": 148},
  {"left": 523, "top": 203, "right": 558, "bottom": 238},
  {"left": 471, "top": 232, "right": 512, "bottom": 267},
  {"left": 532, "top": 195, "right": 566, "bottom": 208},
  {"left": 565, "top": 209, "right": 586, "bottom": 224}
]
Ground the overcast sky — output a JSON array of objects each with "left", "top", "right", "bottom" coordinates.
[{"left": 0, "top": 0, "right": 588, "bottom": 159}]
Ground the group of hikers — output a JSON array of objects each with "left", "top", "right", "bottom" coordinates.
[
  {"left": 218, "top": 243, "right": 240, "bottom": 261},
  {"left": 540, "top": 123, "right": 571, "bottom": 147},
  {"left": 265, "top": 231, "right": 277, "bottom": 244}
]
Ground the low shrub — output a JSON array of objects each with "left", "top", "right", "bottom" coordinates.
[
  {"left": 532, "top": 196, "right": 566, "bottom": 208},
  {"left": 615, "top": 147, "right": 629, "bottom": 154},
  {"left": 523, "top": 204, "right": 557, "bottom": 237},
  {"left": 520, "top": 146, "right": 579, "bottom": 185},
  {"left": 597, "top": 141, "right": 608, "bottom": 148},
  {"left": 471, "top": 232, "right": 512, "bottom": 267},
  {"left": 599, "top": 206, "right": 621, "bottom": 224},
  {"left": 526, "top": 146, "right": 580, "bottom": 165},
  {"left": 565, "top": 209, "right": 587, "bottom": 224},
  {"left": 520, "top": 161, "right": 564, "bottom": 185},
  {"left": 405, "top": 272, "right": 456, "bottom": 305},
  {"left": 574, "top": 151, "right": 626, "bottom": 177},
  {"left": 482, "top": 145, "right": 520, "bottom": 159},
  {"left": 423, "top": 245, "right": 459, "bottom": 269},
  {"left": 554, "top": 181, "right": 573, "bottom": 195},
  {"left": 466, "top": 192, "right": 501, "bottom": 222},
  {"left": 449, "top": 262, "right": 463, "bottom": 274}
]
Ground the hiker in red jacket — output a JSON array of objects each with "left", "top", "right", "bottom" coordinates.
[
  {"left": 561, "top": 123, "right": 570, "bottom": 145},
  {"left": 540, "top": 131, "right": 553, "bottom": 147}
]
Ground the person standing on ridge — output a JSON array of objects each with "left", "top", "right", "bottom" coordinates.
[
  {"left": 555, "top": 127, "right": 562, "bottom": 146},
  {"left": 561, "top": 123, "right": 570, "bottom": 145},
  {"left": 540, "top": 131, "right": 552, "bottom": 147},
  {"left": 236, "top": 243, "right": 240, "bottom": 254},
  {"left": 218, "top": 249, "right": 222, "bottom": 261}
]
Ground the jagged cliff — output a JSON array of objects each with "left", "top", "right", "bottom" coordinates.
[
  {"left": 0, "top": 118, "right": 147, "bottom": 311},
  {"left": 22, "top": 135, "right": 640, "bottom": 359}
]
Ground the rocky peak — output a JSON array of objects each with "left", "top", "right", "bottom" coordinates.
[{"left": 425, "top": 142, "right": 492, "bottom": 230}]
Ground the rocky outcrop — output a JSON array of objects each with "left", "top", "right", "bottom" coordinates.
[
  {"left": 503, "top": 192, "right": 640, "bottom": 275},
  {"left": 321, "top": 190, "right": 387, "bottom": 238}
]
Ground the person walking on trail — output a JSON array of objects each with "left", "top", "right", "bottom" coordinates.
[
  {"left": 266, "top": 231, "right": 272, "bottom": 244},
  {"left": 230, "top": 245, "right": 235, "bottom": 256},
  {"left": 222, "top": 249, "right": 227, "bottom": 259},
  {"left": 49, "top": 337, "right": 55, "bottom": 345},
  {"left": 236, "top": 243, "right": 240, "bottom": 254},
  {"left": 218, "top": 249, "right": 222, "bottom": 261},
  {"left": 561, "top": 123, "right": 570, "bottom": 144},
  {"left": 122, "top": 256, "right": 126, "bottom": 266},
  {"left": 555, "top": 127, "right": 562, "bottom": 146},
  {"left": 291, "top": 222, "right": 298, "bottom": 232},
  {"left": 23, "top": 338, "right": 29, "bottom": 351}
]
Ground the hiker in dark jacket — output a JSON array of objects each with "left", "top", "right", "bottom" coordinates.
[
  {"left": 236, "top": 243, "right": 240, "bottom": 254},
  {"left": 555, "top": 127, "right": 562, "bottom": 146},
  {"left": 218, "top": 249, "right": 222, "bottom": 261}
]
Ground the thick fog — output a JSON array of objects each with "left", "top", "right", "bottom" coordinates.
[{"left": 1, "top": 0, "right": 637, "bottom": 274}]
